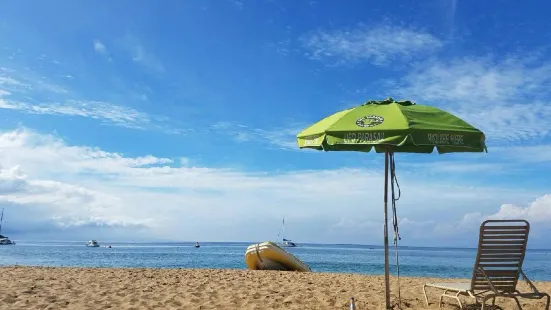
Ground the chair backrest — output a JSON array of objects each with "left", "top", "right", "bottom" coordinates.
[{"left": 470, "top": 220, "right": 530, "bottom": 293}]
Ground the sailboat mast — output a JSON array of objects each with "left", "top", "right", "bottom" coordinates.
[{"left": 282, "top": 217, "right": 285, "bottom": 240}]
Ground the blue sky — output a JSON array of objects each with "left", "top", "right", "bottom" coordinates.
[{"left": 0, "top": 0, "right": 550, "bottom": 247}]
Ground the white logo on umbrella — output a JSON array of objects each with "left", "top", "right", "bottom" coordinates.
[{"left": 356, "top": 115, "right": 384, "bottom": 127}]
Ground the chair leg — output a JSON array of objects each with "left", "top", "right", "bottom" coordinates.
[
  {"left": 468, "top": 291, "right": 480, "bottom": 305},
  {"left": 544, "top": 293, "right": 550, "bottom": 310},
  {"left": 422, "top": 285, "right": 429, "bottom": 306},
  {"left": 481, "top": 294, "right": 494, "bottom": 310},
  {"left": 512, "top": 296, "right": 522, "bottom": 310},
  {"left": 438, "top": 290, "right": 464, "bottom": 310},
  {"left": 439, "top": 290, "right": 447, "bottom": 309},
  {"left": 455, "top": 291, "right": 464, "bottom": 309}
]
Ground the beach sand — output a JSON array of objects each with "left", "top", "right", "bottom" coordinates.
[{"left": 0, "top": 266, "right": 549, "bottom": 309}]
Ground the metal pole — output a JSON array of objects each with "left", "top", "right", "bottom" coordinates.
[{"left": 384, "top": 150, "right": 391, "bottom": 309}]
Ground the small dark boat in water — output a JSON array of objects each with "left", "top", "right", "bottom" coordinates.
[{"left": 194, "top": 242, "right": 200, "bottom": 248}]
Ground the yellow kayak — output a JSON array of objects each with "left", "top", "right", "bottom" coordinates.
[{"left": 244, "top": 241, "right": 311, "bottom": 272}]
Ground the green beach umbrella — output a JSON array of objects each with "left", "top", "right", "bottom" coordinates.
[{"left": 296, "top": 98, "right": 486, "bottom": 309}]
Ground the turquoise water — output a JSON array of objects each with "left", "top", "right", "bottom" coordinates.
[{"left": 1, "top": 242, "right": 550, "bottom": 280}]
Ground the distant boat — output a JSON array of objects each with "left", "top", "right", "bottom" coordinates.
[
  {"left": 194, "top": 242, "right": 200, "bottom": 248},
  {"left": 282, "top": 238, "right": 297, "bottom": 247},
  {"left": 86, "top": 240, "right": 100, "bottom": 247},
  {"left": 0, "top": 235, "right": 15, "bottom": 245},
  {"left": 278, "top": 217, "right": 297, "bottom": 247},
  {"left": 0, "top": 208, "right": 15, "bottom": 245}
]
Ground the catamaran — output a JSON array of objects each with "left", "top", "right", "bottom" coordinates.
[
  {"left": 86, "top": 240, "right": 100, "bottom": 247},
  {"left": 0, "top": 208, "right": 16, "bottom": 245},
  {"left": 278, "top": 217, "right": 297, "bottom": 247}
]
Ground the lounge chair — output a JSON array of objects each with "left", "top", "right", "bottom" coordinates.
[{"left": 423, "top": 220, "right": 550, "bottom": 309}]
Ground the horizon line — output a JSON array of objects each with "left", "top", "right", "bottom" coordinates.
[{"left": 10, "top": 239, "right": 551, "bottom": 251}]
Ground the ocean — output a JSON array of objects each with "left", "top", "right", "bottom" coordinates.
[{"left": 1, "top": 242, "right": 550, "bottom": 281}]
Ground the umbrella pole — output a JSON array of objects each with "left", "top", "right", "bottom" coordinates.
[{"left": 384, "top": 149, "right": 391, "bottom": 309}]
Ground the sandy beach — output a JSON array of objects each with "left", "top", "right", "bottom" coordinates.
[{"left": 0, "top": 266, "right": 549, "bottom": 309}]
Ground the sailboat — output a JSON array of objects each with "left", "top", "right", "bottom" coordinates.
[
  {"left": 278, "top": 217, "right": 297, "bottom": 247},
  {"left": 0, "top": 208, "right": 16, "bottom": 245}
]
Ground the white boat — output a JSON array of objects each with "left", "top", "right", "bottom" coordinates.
[
  {"left": 282, "top": 238, "right": 297, "bottom": 247},
  {"left": 278, "top": 217, "right": 297, "bottom": 247},
  {"left": 86, "top": 240, "right": 100, "bottom": 247},
  {"left": 244, "top": 241, "right": 311, "bottom": 272},
  {"left": 194, "top": 242, "right": 200, "bottom": 248},
  {"left": 0, "top": 237, "right": 15, "bottom": 245},
  {"left": 0, "top": 208, "right": 15, "bottom": 245}
]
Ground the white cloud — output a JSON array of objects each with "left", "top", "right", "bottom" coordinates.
[
  {"left": 1, "top": 66, "right": 67, "bottom": 94},
  {"left": 395, "top": 57, "right": 551, "bottom": 104},
  {"left": 425, "top": 194, "right": 551, "bottom": 247},
  {"left": 0, "top": 90, "right": 152, "bottom": 129},
  {"left": 392, "top": 56, "right": 551, "bottom": 144},
  {"left": 0, "top": 84, "right": 190, "bottom": 133},
  {"left": 122, "top": 36, "right": 164, "bottom": 72},
  {"left": 0, "top": 76, "right": 31, "bottom": 93},
  {"left": 0, "top": 165, "right": 150, "bottom": 229},
  {"left": 35, "top": 80, "right": 69, "bottom": 94},
  {"left": 210, "top": 121, "right": 304, "bottom": 150},
  {"left": 0, "top": 128, "right": 542, "bottom": 244},
  {"left": 301, "top": 24, "right": 442, "bottom": 66},
  {"left": 453, "top": 102, "right": 551, "bottom": 143},
  {"left": 93, "top": 40, "right": 108, "bottom": 55},
  {"left": 0, "top": 130, "right": 172, "bottom": 177},
  {"left": 397, "top": 57, "right": 551, "bottom": 106},
  {"left": 329, "top": 217, "right": 437, "bottom": 240},
  {"left": 0, "top": 165, "right": 26, "bottom": 194},
  {"left": 0, "top": 72, "right": 188, "bottom": 134},
  {"left": 487, "top": 195, "right": 551, "bottom": 223},
  {"left": 402, "top": 161, "right": 503, "bottom": 174},
  {"left": 0, "top": 76, "right": 25, "bottom": 87},
  {"left": 494, "top": 145, "right": 551, "bottom": 163},
  {"left": 272, "top": 39, "right": 291, "bottom": 56},
  {"left": 335, "top": 195, "right": 551, "bottom": 247},
  {"left": 93, "top": 40, "right": 113, "bottom": 62},
  {"left": 0, "top": 96, "right": 16, "bottom": 109},
  {"left": 227, "top": 0, "right": 244, "bottom": 9}
]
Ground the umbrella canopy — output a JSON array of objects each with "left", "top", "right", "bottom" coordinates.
[
  {"left": 297, "top": 97, "right": 486, "bottom": 153},
  {"left": 296, "top": 98, "right": 487, "bottom": 309}
]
